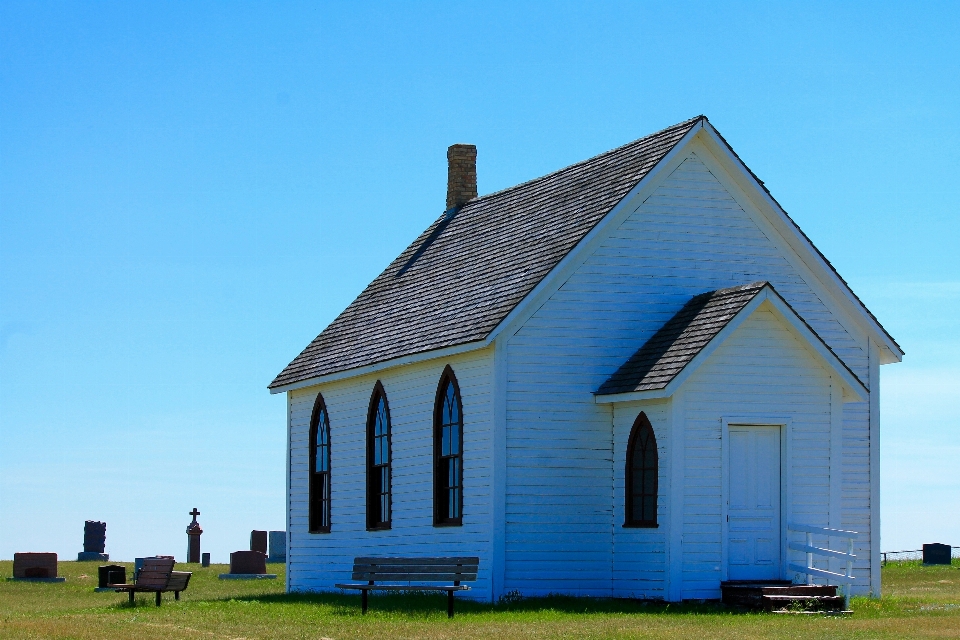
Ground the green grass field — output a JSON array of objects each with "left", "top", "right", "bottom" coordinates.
[{"left": 1, "top": 560, "right": 958, "bottom": 639}]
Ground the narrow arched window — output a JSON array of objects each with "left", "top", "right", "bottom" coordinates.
[
  {"left": 434, "top": 366, "right": 463, "bottom": 526},
  {"left": 366, "top": 382, "right": 391, "bottom": 530},
  {"left": 309, "top": 393, "right": 331, "bottom": 533},
  {"left": 625, "top": 412, "right": 658, "bottom": 527}
]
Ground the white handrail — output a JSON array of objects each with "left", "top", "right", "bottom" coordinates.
[{"left": 786, "top": 522, "right": 857, "bottom": 610}]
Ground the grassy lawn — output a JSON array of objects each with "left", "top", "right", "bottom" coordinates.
[{"left": 2, "top": 560, "right": 959, "bottom": 639}]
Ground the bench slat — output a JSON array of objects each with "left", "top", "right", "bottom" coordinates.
[
  {"left": 336, "top": 583, "right": 470, "bottom": 592},
  {"left": 352, "top": 573, "right": 478, "bottom": 582},
  {"left": 353, "top": 564, "right": 478, "bottom": 571},
  {"left": 354, "top": 557, "right": 479, "bottom": 565},
  {"left": 352, "top": 566, "right": 478, "bottom": 574}
]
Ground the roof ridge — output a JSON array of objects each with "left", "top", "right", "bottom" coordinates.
[{"left": 463, "top": 115, "right": 705, "bottom": 208}]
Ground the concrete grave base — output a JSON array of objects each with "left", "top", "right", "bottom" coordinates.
[
  {"left": 218, "top": 573, "right": 278, "bottom": 580},
  {"left": 94, "top": 586, "right": 118, "bottom": 592},
  {"left": 7, "top": 577, "right": 66, "bottom": 582},
  {"left": 77, "top": 552, "right": 109, "bottom": 561}
]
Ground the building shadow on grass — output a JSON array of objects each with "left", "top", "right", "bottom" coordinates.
[{"left": 214, "top": 591, "right": 732, "bottom": 617}]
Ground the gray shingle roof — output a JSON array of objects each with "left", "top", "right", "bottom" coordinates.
[
  {"left": 596, "top": 282, "right": 769, "bottom": 395},
  {"left": 270, "top": 116, "right": 703, "bottom": 389}
]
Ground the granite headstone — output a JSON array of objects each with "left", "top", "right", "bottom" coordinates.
[
  {"left": 250, "top": 530, "right": 268, "bottom": 554},
  {"left": 268, "top": 531, "right": 286, "bottom": 563},
  {"left": 78, "top": 521, "right": 109, "bottom": 561},
  {"left": 923, "top": 543, "right": 952, "bottom": 565}
]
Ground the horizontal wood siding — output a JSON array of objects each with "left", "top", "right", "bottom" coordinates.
[
  {"left": 287, "top": 348, "right": 495, "bottom": 600},
  {"left": 681, "top": 309, "right": 832, "bottom": 599},
  {"left": 613, "top": 401, "right": 670, "bottom": 598},
  {"left": 503, "top": 152, "right": 873, "bottom": 597}
]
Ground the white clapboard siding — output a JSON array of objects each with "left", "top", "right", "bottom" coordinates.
[
  {"left": 679, "top": 309, "right": 832, "bottom": 599},
  {"left": 287, "top": 347, "right": 495, "bottom": 600},
  {"left": 612, "top": 400, "right": 670, "bottom": 599},
  {"left": 502, "top": 153, "right": 873, "bottom": 597}
]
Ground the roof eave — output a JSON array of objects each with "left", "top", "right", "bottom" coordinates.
[{"left": 267, "top": 338, "right": 492, "bottom": 394}]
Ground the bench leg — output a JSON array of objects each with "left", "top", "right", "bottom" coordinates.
[
  {"left": 156, "top": 591, "right": 162, "bottom": 607},
  {"left": 129, "top": 590, "right": 134, "bottom": 604},
  {"left": 175, "top": 591, "right": 180, "bottom": 601},
  {"left": 448, "top": 591, "right": 454, "bottom": 618},
  {"left": 361, "top": 589, "right": 368, "bottom": 614}
]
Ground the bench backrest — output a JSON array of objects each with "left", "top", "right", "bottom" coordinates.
[
  {"left": 352, "top": 557, "right": 479, "bottom": 584},
  {"left": 167, "top": 571, "right": 192, "bottom": 591},
  {"left": 135, "top": 557, "right": 175, "bottom": 589}
]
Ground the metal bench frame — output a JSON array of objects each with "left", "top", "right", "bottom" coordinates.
[{"left": 336, "top": 556, "right": 479, "bottom": 618}]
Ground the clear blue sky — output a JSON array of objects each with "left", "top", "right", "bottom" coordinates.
[{"left": 1, "top": 1, "right": 957, "bottom": 562}]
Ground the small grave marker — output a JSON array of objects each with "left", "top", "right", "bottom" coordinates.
[{"left": 923, "top": 543, "right": 952, "bottom": 565}]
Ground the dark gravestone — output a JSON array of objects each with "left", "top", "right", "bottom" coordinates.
[
  {"left": 78, "top": 521, "right": 108, "bottom": 561},
  {"left": 250, "top": 530, "right": 268, "bottom": 554},
  {"left": 98, "top": 565, "right": 126, "bottom": 588},
  {"left": 230, "top": 551, "right": 267, "bottom": 575},
  {"left": 201, "top": 553, "right": 210, "bottom": 568},
  {"left": 923, "top": 543, "right": 952, "bottom": 565},
  {"left": 84, "top": 521, "right": 106, "bottom": 553}
]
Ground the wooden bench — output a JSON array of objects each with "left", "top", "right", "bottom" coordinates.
[
  {"left": 107, "top": 557, "right": 192, "bottom": 606},
  {"left": 336, "top": 556, "right": 479, "bottom": 618}
]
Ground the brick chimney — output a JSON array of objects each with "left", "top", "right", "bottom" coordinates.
[{"left": 446, "top": 144, "right": 477, "bottom": 210}]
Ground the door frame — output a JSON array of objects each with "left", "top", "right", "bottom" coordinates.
[{"left": 721, "top": 417, "right": 792, "bottom": 582}]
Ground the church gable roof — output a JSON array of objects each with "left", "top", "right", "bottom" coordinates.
[
  {"left": 269, "top": 116, "right": 703, "bottom": 390},
  {"left": 595, "top": 281, "right": 867, "bottom": 401},
  {"left": 596, "top": 282, "right": 769, "bottom": 395}
]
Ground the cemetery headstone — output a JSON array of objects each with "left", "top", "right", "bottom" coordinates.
[
  {"left": 230, "top": 550, "right": 267, "bottom": 575},
  {"left": 97, "top": 564, "right": 126, "bottom": 588},
  {"left": 134, "top": 557, "right": 145, "bottom": 581},
  {"left": 11, "top": 552, "right": 65, "bottom": 582},
  {"left": 201, "top": 552, "right": 210, "bottom": 567},
  {"left": 218, "top": 550, "right": 276, "bottom": 580},
  {"left": 186, "top": 507, "right": 203, "bottom": 563},
  {"left": 77, "top": 520, "right": 109, "bottom": 561},
  {"left": 923, "top": 543, "right": 952, "bottom": 565},
  {"left": 268, "top": 531, "right": 286, "bottom": 563},
  {"left": 250, "top": 530, "right": 268, "bottom": 554}
]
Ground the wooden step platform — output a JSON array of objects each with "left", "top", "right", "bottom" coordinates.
[{"left": 721, "top": 580, "right": 847, "bottom": 612}]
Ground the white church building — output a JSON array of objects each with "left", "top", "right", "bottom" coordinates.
[{"left": 269, "top": 116, "right": 901, "bottom": 601}]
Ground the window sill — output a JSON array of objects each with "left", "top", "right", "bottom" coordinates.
[
  {"left": 308, "top": 528, "right": 331, "bottom": 534},
  {"left": 622, "top": 523, "right": 659, "bottom": 529},
  {"left": 366, "top": 524, "right": 392, "bottom": 532},
  {"left": 433, "top": 520, "right": 463, "bottom": 528}
]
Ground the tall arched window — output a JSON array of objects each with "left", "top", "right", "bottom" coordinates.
[
  {"left": 366, "top": 381, "right": 391, "bottom": 530},
  {"left": 434, "top": 366, "right": 463, "bottom": 526},
  {"left": 625, "top": 412, "right": 658, "bottom": 527},
  {"left": 309, "top": 393, "right": 331, "bottom": 533}
]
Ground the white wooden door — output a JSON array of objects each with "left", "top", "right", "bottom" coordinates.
[{"left": 727, "top": 425, "right": 781, "bottom": 580}]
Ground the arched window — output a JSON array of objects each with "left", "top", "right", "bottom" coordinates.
[
  {"left": 625, "top": 412, "right": 658, "bottom": 527},
  {"left": 434, "top": 366, "right": 463, "bottom": 526},
  {"left": 366, "top": 381, "right": 391, "bottom": 530},
  {"left": 309, "top": 393, "right": 331, "bottom": 533}
]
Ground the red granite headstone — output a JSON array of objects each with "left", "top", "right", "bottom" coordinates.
[
  {"left": 13, "top": 553, "right": 58, "bottom": 579},
  {"left": 230, "top": 551, "right": 267, "bottom": 575},
  {"left": 250, "top": 530, "right": 268, "bottom": 554}
]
